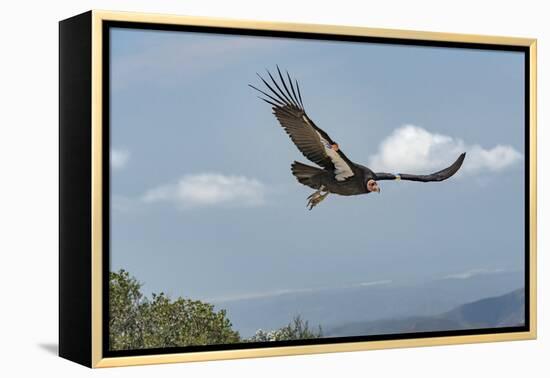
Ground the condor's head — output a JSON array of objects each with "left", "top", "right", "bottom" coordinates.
[{"left": 366, "top": 179, "right": 380, "bottom": 193}]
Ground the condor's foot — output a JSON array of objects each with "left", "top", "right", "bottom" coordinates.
[{"left": 306, "top": 186, "right": 329, "bottom": 210}]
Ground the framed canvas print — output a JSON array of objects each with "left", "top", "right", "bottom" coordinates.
[{"left": 59, "top": 10, "right": 537, "bottom": 368}]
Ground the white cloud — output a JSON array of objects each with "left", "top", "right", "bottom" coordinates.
[
  {"left": 358, "top": 279, "right": 393, "bottom": 287},
  {"left": 142, "top": 173, "right": 266, "bottom": 208},
  {"left": 368, "top": 125, "right": 522, "bottom": 176},
  {"left": 208, "top": 279, "right": 392, "bottom": 303},
  {"left": 443, "top": 268, "right": 507, "bottom": 280},
  {"left": 112, "top": 195, "right": 138, "bottom": 213},
  {"left": 111, "top": 148, "right": 130, "bottom": 170}
]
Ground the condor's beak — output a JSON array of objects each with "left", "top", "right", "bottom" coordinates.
[{"left": 377, "top": 188, "right": 381, "bottom": 194}]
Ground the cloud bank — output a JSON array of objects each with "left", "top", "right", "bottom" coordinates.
[
  {"left": 208, "top": 279, "right": 392, "bottom": 303},
  {"left": 142, "top": 173, "right": 266, "bottom": 208},
  {"left": 111, "top": 148, "right": 130, "bottom": 170},
  {"left": 443, "top": 268, "right": 507, "bottom": 280},
  {"left": 368, "top": 125, "right": 522, "bottom": 175}
]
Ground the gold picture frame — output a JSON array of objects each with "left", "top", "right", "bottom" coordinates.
[{"left": 59, "top": 9, "right": 537, "bottom": 368}]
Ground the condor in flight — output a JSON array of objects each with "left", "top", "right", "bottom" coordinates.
[{"left": 250, "top": 67, "right": 466, "bottom": 210}]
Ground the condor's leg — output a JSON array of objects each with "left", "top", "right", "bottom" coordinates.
[{"left": 306, "top": 185, "right": 329, "bottom": 210}]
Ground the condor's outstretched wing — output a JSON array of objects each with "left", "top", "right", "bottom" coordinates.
[
  {"left": 374, "top": 153, "right": 466, "bottom": 182},
  {"left": 249, "top": 66, "right": 357, "bottom": 182}
]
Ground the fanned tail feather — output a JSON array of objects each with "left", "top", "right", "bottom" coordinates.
[{"left": 291, "top": 161, "right": 322, "bottom": 189}]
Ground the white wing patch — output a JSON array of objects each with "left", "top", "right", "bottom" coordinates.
[
  {"left": 316, "top": 131, "right": 354, "bottom": 181},
  {"left": 301, "top": 115, "right": 354, "bottom": 182}
]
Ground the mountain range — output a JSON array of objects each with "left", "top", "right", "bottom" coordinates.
[
  {"left": 212, "top": 270, "right": 524, "bottom": 337},
  {"left": 326, "top": 288, "right": 524, "bottom": 337}
]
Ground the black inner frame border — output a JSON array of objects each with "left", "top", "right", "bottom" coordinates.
[{"left": 102, "top": 20, "right": 531, "bottom": 358}]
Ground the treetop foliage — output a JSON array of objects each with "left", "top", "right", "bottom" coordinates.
[{"left": 109, "top": 269, "right": 322, "bottom": 351}]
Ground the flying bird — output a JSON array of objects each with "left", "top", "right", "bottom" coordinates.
[{"left": 249, "top": 67, "right": 466, "bottom": 210}]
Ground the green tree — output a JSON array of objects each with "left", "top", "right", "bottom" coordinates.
[
  {"left": 110, "top": 270, "right": 323, "bottom": 350},
  {"left": 247, "top": 315, "right": 323, "bottom": 342},
  {"left": 109, "top": 270, "right": 239, "bottom": 350},
  {"left": 140, "top": 293, "right": 240, "bottom": 348},
  {"left": 109, "top": 270, "right": 147, "bottom": 350}
]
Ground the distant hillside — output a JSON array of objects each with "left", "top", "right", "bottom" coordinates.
[
  {"left": 444, "top": 288, "right": 524, "bottom": 328},
  {"left": 214, "top": 270, "right": 524, "bottom": 337},
  {"left": 326, "top": 288, "right": 524, "bottom": 337}
]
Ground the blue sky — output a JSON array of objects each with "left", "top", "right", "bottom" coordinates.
[{"left": 109, "top": 27, "right": 525, "bottom": 303}]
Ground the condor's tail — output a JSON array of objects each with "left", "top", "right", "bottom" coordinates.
[{"left": 291, "top": 161, "right": 323, "bottom": 189}]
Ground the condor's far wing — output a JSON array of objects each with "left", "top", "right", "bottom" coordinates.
[
  {"left": 374, "top": 153, "right": 466, "bottom": 182},
  {"left": 249, "top": 66, "right": 357, "bottom": 182}
]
